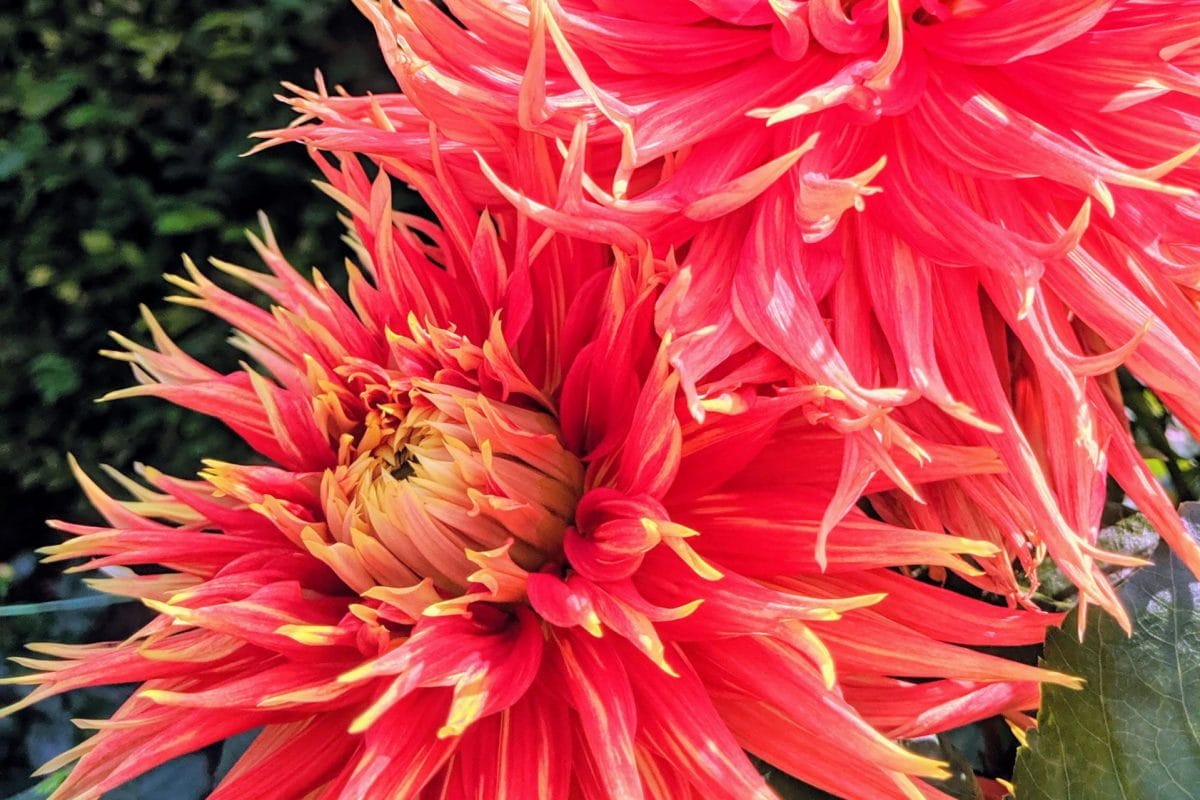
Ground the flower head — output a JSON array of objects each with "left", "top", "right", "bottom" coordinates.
[
  {"left": 267, "top": 0, "right": 1200, "bottom": 628},
  {"left": 4, "top": 140, "right": 1073, "bottom": 799}
]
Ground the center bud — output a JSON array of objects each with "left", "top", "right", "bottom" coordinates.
[
  {"left": 364, "top": 379, "right": 584, "bottom": 592},
  {"left": 300, "top": 321, "right": 584, "bottom": 610}
]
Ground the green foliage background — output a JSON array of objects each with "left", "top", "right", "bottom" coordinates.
[{"left": 0, "top": 1, "right": 384, "bottom": 792}]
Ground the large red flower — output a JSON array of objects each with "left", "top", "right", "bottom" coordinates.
[
  {"left": 4, "top": 143, "right": 1071, "bottom": 798},
  {"left": 266, "top": 0, "right": 1200, "bottom": 627}
]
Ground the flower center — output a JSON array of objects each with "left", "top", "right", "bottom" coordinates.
[{"left": 302, "top": 324, "right": 584, "bottom": 613}]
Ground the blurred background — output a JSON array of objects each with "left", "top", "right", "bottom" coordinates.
[
  {"left": 0, "top": 1, "right": 386, "bottom": 794},
  {"left": 2, "top": 1, "right": 1199, "bottom": 798}
]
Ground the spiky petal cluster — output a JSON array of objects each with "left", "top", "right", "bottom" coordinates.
[
  {"left": 2, "top": 133, "right": 1077, "bottom": 799},
  {"left": 264, "top": 0, "right": 1200, "bottom": 629}
]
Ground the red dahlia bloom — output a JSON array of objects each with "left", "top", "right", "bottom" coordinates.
[
  {"left": 266, "top": 0, "right": 1200, "bottom": 627},
  {"left": 4, "top": 146, "right": 1072, "bottom": 799}
]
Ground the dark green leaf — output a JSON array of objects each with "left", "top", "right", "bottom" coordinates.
[
  {"left": 1012, "top": 505, "right": 1200, "bottom": 800},
  {"left": 1035, "top": 512, "right": 1162, "bottom": 603},
  {"left": 60, "top": 104, "right": 102, "bottom": 129},
  {"left": 904, "top": 736, "right": 984, "bottom": 800},
  {"left": 78, "top": 229, "right": 115, "bottom": 256},
  {"left": 1095, "top": 513, "right": 1162, "bottom": 580},
  {"left": 0, "top": 122, "right": 48, "bottom": 182},
  {"left": 0, "top": 145, "right": 28, "bottom": 181},
  {"left": 153, "top": 204, "right": 224, "bottom": 235},
  {"left": 15, "top": 71, "right": 81, "bottom": 120},
  {"left": 28, "top": 353, "right": 81, "bottom": 403},
  {"left": 1, "top": 769, "right": 68, "bottom": 800}
]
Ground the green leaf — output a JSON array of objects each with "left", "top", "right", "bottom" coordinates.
[
  {"left": 1, "top": 769, "right": 68, "bottom": 800},
  {"left": 79, "top": 229, "right": 115, "bottom": 255},
  {"left": 153, "top": 204, "right": 223, "bottom": 235},
  {"left": 904, "top": 736, "right": 984, "bottom": 800},
  {"left": 1035, "top": 512, "right": 1162, "bottom": 604},
  {"left": 0, "top": 144, "right": 28, "bottom": 181},
  {"left": 28, "top": 353, "right": 81, "bottom": 403},
  {"left": 15, "top": 71, "right": 81, "bottom": 120},
  {"left": 1013, "top": 505, "right": 1200, "bottom": 800},
  {"left": 60, "top": 104, "right": 102, "bottom": 129},
  {"left": 0, "top": 122, "right": 49, "bottom": 182}
]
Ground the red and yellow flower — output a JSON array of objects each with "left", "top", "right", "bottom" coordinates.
[
  {"left": 265, "top": 0, "right": 1200, "bottom": 628},
  {"left": 5, "top": 141, "right": 1073, "bottom": 798}
]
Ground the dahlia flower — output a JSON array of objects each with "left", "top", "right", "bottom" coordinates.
[
  {"left": 265, "top": 0, "right": 1200, "bottom": 628},
  {"left": 3, "top": 141, "right": 1074, "bottom": 798}
]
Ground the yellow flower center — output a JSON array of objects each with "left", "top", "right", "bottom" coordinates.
[{"left": 299, "top": 323, "right": 583, "bottom": 614}]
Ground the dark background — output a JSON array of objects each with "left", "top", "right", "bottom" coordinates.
[{"left": 0, "top": 1, "right": 385, "bottom": 794}]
